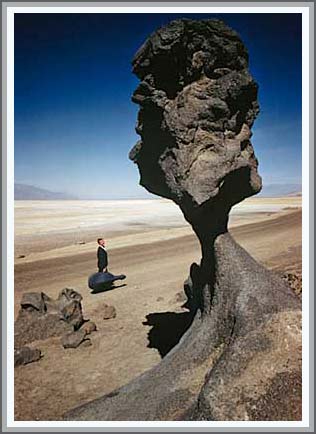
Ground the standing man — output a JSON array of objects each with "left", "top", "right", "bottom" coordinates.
[{"left": 97, "top": 238, "right": 108, "bottom": 273}]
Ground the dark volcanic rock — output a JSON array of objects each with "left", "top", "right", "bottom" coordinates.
[
  {"left": 15, "top": 288, "right": 84, "bottom": 348},
  {"left": 14, "top": 311, "right": 72, "bottom": 348},
  {"left": 20, "top": 292, "right": 46, "bottom": 313},
  {"left": 58, "top": 287, "right": 83, "bottom": 305},
  {"left": 14, "top": 346, "right": 42, "bottom": 367},
  {"left": 61, "top": 330, "right": 87, "bottom": 349},
  {"left": 64, "top": 234, "right": 301, "bottom": 421},
  {"left": 64, "top": 19, "right": 301, "bottom": 422},
  {"left": 130, "top": 18, "right": 261, "bottom": 233},
  {"left": 60, "top": 300, "right": 83, "bottom": 330}
]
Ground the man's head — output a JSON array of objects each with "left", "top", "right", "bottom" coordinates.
[{"left": 97, "top": 238, "right": 106, "bottom": 247}]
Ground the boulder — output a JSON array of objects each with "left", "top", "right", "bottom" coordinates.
[
  {"left": 57, "top": 288, "right": 83, "bottom": 308},
  {"left": 61, "top": 329, "right": 88, "bottom": 349},
  {"left": 64, "top": 19, "right": 301, "bottom": 422},
  {"left": 60, "top": 300, "right": 83, "bottom": 330},
  {"left": 15, "top": 288, "right": 84, "bottom": 348},
  {"left": 130, "top": 18, "right": 261, "bottom": 229},
  {"left": 14, "top": 311, "right": 72, "bottom": 348},
  {"left": 14, "top": 346, "right": 42, "bottom": 367},
  {"left": 20, "top": 292, "right": 46, "bottom": 313},
  {"left": 64, "top": 234, "right": 301, "bottom": 421}
]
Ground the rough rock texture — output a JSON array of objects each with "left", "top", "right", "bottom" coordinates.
[
  {"left": 20, "top": 292, "right": 47, "bottom": 313},
  {"left": 64, "top": 19, "right": 301, "bottom": 421},
  {"left": 129, "top": 18, "right": 261, "bottom": 234},
  {"left": 65, "top": 235, "right": 301, "bottom": 421},
  {"left": 61, "top": 329, "right": 88, "bottom": 349},
  {"left": 14, "top": 346, "right": 42, "bottom": 367},
  {"left": 282, "top": 272, "right": 302, "bottom": 297},
  {"left": 15, "top": 288, "right": 84, "bottom": 348},
  {"left": 14, "top": 311, "right": 72, "bottom": 349}
]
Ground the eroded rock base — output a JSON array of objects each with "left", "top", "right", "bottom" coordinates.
[{"left": 64, "top": 234, "right": 301, "bottom": 421}]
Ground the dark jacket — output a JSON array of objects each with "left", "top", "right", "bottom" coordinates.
[{"left": 97, "top": 246, "right": 108, "bottom": 272}]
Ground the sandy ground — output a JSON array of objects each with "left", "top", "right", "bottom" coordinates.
[{"left": 13, "top": 198, "right": 302, "bottom": 421}]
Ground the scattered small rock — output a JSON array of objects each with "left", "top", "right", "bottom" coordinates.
[
  {"left": 14, "top": 346, "right": 41, "bottom": 367},
  {"left": 61, "top": 329, "right": 87, "bottom": 349},
  {"left": 103, "top": 304, "right": 116, "bottom": 320},
  {"left": 77, "top": 241, "right": 86, "bottom": 245},
  {"left": 81, "top": 321, "right": 97, "bottom": 335},
  {"left": 18, "top": 254, "right": 26, "bottom": 259},
  {"left": 156, "top": 296, "right": 164, "bottom": 302}
]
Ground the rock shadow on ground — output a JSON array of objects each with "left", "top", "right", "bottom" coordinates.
[{"left": 143, "top": 311, "right": 194, "bottom": 357}]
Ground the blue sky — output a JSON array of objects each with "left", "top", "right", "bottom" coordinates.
[{"left": 14, "top": 13, "right": 302, "bottom": 199}]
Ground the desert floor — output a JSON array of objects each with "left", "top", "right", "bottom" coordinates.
[{"left": 13, "top": 197, "right": 302, "bottom": 420}]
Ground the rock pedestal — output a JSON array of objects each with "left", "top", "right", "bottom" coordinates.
[{"left": 64, "top": 19, "right": 301, "bottom": 421}]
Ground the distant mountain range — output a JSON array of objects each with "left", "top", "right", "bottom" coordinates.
[
  {"left": 14, "top": 182, "right": 301, "bottom": 200},
  {"left": 15, "top": 184, "right": 77, "bottom": 200},
  {"left": 258, "top": 183, "right": 302, "bottom": 198}
]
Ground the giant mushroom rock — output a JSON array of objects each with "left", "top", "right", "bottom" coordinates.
[{"left": 64, "top": 19, "right": 301, "bottom": 421}]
